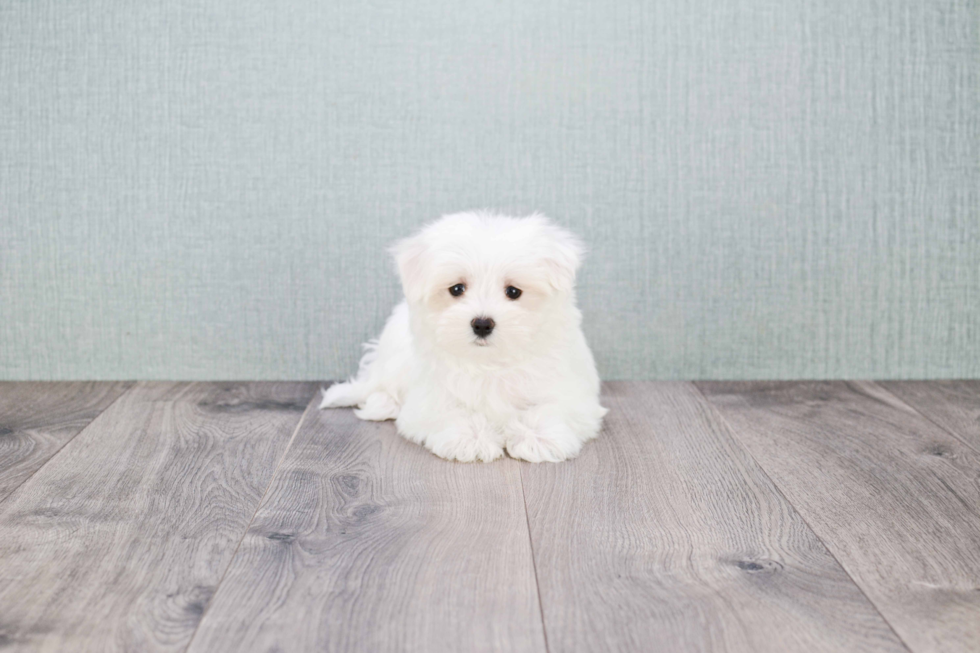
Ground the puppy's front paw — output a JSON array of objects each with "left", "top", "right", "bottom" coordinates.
[
  {"left": 435, "top": 437, "right": 504, "bottom": 463},
  {"left": 505, "top": 421, "right": 581, "bottom": 463},
  {"left": 425, "top": 415, "right": 504, "bottom": 463}
]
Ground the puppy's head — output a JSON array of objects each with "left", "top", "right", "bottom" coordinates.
[{"left": 392, "top": 211, "right": 584, "bottom": 363}]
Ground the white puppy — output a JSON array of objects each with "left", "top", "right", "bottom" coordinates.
[{"left": 320, "top": 211, "right": 606, "bottom": 463}]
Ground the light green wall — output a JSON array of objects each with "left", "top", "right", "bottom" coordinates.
[{"left": 1, "top": 0, "right": 978, "bottom": 380}]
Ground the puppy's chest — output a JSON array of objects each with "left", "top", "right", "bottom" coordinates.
[{"left": 446, "top": 369, "right": 549, "bottom": 416}]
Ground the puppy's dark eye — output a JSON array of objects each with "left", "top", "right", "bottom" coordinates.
[
  {"left": 449, "top": 283, "right": 466, "bottom": 297},
  {"left": 505, "top": 286, "right": 522, "bottom": 300}
]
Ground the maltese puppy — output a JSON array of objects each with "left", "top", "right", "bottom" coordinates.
[{"left": 320, "top": 211, "right": 606, "bottom": 463}]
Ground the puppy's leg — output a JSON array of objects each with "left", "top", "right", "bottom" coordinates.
[
  {"left": 505, "top": 404, "right": 589, "bottom": 463},
  {"left": 425, "top": 411, "right": 505, "bottom": 463},
  {"left": 397, "top": 399, "right": 504, "bottom": 463},
  {"left": 353, "top": 392, "right": 400, "bottom": 421}
]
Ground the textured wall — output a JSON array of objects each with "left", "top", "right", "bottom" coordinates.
[{"left": 1, "top": 0, "right": 978, "bottom": 380}]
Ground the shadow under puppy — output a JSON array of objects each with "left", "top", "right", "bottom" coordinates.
[{"left": 321, "top": 211, "right": 607, "bottom": 463}]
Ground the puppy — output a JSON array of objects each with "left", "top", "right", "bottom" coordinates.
[{"left": 320, "top": 211, "right": 606, "bottom": 463}]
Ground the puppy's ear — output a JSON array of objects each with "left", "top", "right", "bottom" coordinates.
[
  {"left": 390, "top": 233, "right": 429, "bottom": 303},
  {"left": 538, "top": 222, "right": 585, "bottom": 294}
]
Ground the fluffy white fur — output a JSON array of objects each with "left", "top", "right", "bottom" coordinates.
[{"left": 320, "top": 211, "right": 607, "bottom": 463}]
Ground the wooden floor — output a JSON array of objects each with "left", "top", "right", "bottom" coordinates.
[{"left": 0, "top": 381, "right": 978, "bottom": 652}]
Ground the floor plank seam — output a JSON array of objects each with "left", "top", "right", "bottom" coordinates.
[
  {"left": 0, "top": 381, "right": 136, "bottom": 510},
  {"left": 688, "top": 381, "right": 916, "bottom": 653},
  {"left": 869, "top": 381, "right": 980, "bottom": 457},
  {"left": 181, "top": 386, "right": 321, "bottom": 653},
  {"left": 518, "top": 463, "right": 551, "bottom": 653}
]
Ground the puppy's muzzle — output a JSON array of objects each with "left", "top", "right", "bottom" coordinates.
[{"left": 471, "top": 316, "right": 495, "bottom": 339}]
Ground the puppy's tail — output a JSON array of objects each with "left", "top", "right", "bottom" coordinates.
[
  {"left": 320, "top": 337, "right": 389, "bottom": 412},
  {"left": 320, "top": 302, "right": 409, "bottom": 421},
  {"left": 319, "top": 381, "right": 365, "bottom": 409},
  {"left": 320, "top": 378, "right": 399, "bottom": 421}
]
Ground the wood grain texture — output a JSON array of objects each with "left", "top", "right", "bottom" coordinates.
[
  {"left": 0, "top": 381, "right": 317, "bottom": 652},
  {"left": 879, "top": 381, "right": 980, "bottom": 453},
  {"left": 0, "top": 381, "right": 133, "bottom": 502},
  {"left": 697, "top": 381, "right": 980, "bottom": 653},
  {"left": 520, "top": 381, "right": 907, "bottom": 653},
  {"left": 187, "top": 399, "right": 546, "bottom": 653}
]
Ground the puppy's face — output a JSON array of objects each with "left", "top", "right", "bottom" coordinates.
[{"left": 393, "top": 212, "right": 583, "bottom": 364}]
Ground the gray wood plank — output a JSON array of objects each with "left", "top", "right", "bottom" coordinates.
[
  {"left": 879, "top": 381, "right": 980, "bottom": 453},
  {"left": 0, "top": 381, "right": 133, "bottom": 502},
  {"left": 0, "top": 381, "right": 317, "bottom": 652},
  {"left": 520, "top": 381, "right": 908, "bottom": 653},
  {"left": 697, "top": 381, "right": 980, "bottom": 653},
  {"left": 187, "top": 398, "right": 547, "bottom": 653}
]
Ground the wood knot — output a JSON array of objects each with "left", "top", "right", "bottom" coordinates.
[
  {"left": 924, "top": 444, "right": 955, "bottom": 458},
  {"left": 729, "top": 558, "right": 783, "bottom": 574},
  {"left": 351, "top": 504, "right": 381, "bottom": 521},
  {"left": 198, "top": 400, "right": 305, "bottom": 414},
  {"left": 183, "top": 586, "right": 215, "bottom": 619},
  {"left": 335, "top": 474, "right": 361, "bottom": 495}
]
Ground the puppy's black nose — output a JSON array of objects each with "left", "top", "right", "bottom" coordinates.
[{"left": 471, "top": 316, "right": 495, "bottom": 338}]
